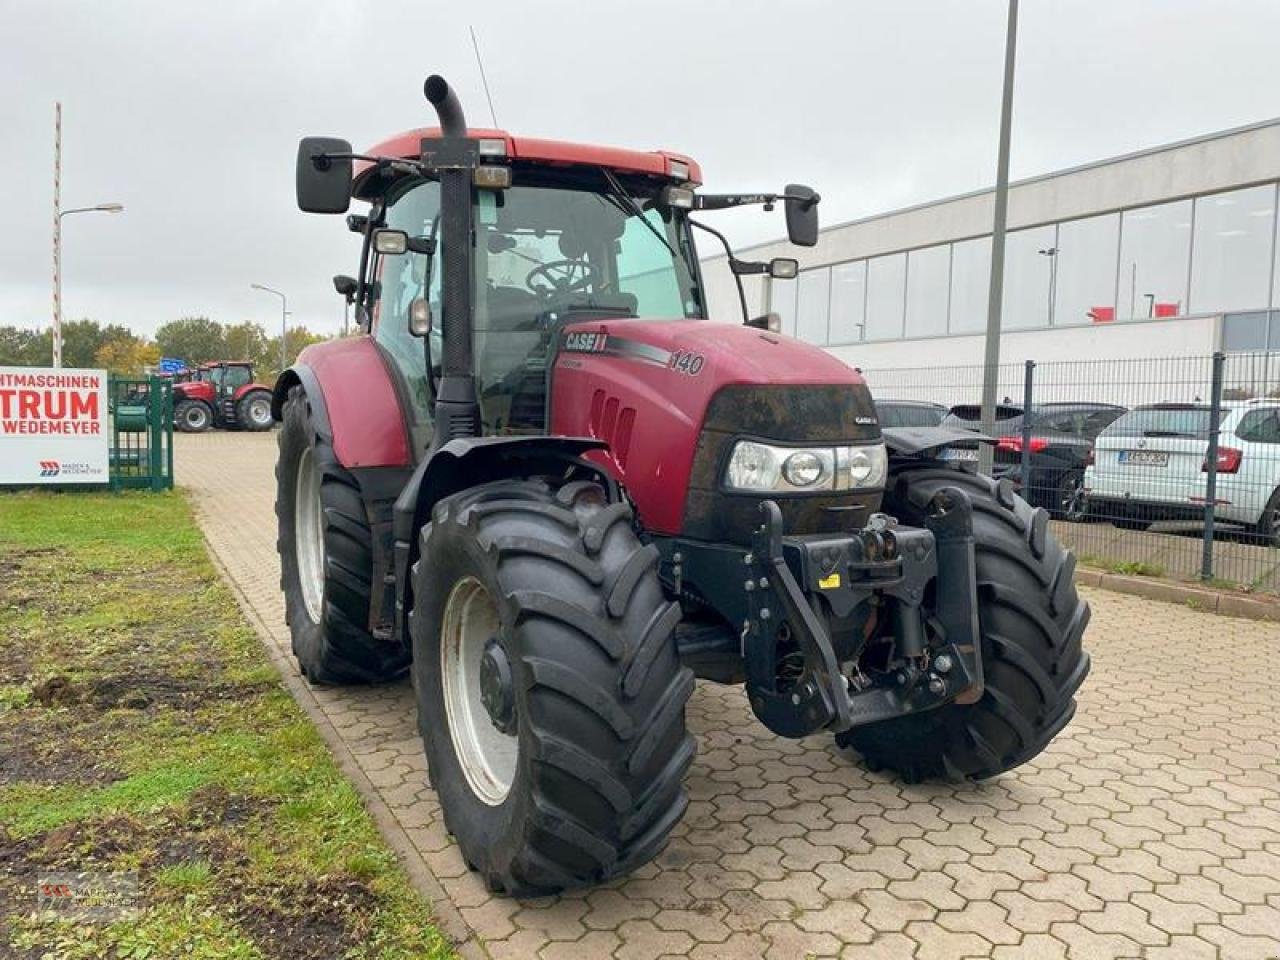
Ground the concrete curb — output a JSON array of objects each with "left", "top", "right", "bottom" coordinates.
[
  {"left": 1078, "top": 565, "right": 1280, "bottom": 621},
  {"left": 199, "top": 534, "right": 489, "bottom": 960}
]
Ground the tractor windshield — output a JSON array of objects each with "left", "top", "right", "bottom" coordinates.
[{"left": 472, "top": 171, "right": 703, "bottom": 434}]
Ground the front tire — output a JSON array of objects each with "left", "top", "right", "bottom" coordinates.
[
  {"left": 275, "top": 386, "right": 409, "bottom": 684},
  {"left": 175, "top": 400, "right": 212, "bottom": 433},
  {"left": 838, "top": 469, "right": 1091, "bottom": 781},
  {"left": 1254, "top": 488, "right": 1280, "bottom": 547},
  {"left": 238, "top": 389, "right": 274, "bottom": 432},
  {"left": 409, "top": 478, "right": 693, "bottom": 896}
]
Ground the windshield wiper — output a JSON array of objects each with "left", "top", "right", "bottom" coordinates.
[{"left": 599, "top": 167, "right": 677, "bottom": 259}]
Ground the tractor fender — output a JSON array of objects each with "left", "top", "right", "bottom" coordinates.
[
  {"left": 270, "top": 337, "right": 411, "bottom": 469},
  {"left": 390, "top": 436, "right": 608, "bottom": 643},
  {"left": 232, "top": 382, "right": 273, "bottom": 403},
  {"left": 882, "top": 425, "right": 993, "bottom": 458}
]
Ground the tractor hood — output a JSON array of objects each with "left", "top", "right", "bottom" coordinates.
[{"left": 549, "top": 318, "right": 881, "bottom": 537}]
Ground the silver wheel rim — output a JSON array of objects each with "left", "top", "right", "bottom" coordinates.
[
  {"left": 185, "top": 406, "right": 208, "bottom": 430},
  {"left": 441, "top": 576, "right": 517, "bottom": 806},
  {"left": 295, "top": 447, "right": 325, "bottom": 624},
  {"left": 248, "top": 398, "right": 272, "bottom": 427},
  {"left": 1061, "top": 474, "right": 1084, "bottom": 520}
]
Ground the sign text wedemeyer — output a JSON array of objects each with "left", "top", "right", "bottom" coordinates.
[{"left": 0, "top": 367, "right": 109, "bottom": 484}]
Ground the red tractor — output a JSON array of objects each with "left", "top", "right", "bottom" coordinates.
[
  {"left": 274, "top": 76, "right": 1090, "bottom": 896},
  {"left": 174, "top": 361, "right": 274, "bottom": 433}
]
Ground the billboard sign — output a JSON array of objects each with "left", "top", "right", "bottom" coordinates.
[
  {"left": 0, "top": 367, "right": 109, "bottom": 484},
  {"left": 158, "top": 357, "right": 186, "bottom": 375}
]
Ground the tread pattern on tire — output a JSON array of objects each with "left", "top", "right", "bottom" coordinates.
[
  {"left": 275, "top": 386, "right": 409, "bottom": 684},
  {"left": 409, "top": 478, "right": 693, "bottom": 896},
  {"left": 838, "top": 467, "right": 1091, "bottom": 782}
]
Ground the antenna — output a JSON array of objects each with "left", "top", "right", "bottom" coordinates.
[{"left": 469, "top": 25, "right": 499, "bottom": 128}]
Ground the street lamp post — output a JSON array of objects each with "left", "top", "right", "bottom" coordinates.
[
  {"left": 1038, "top": 246, "right": 1058, "bottom": 326},
  {"left": 53, "top": 202, "right": 124, "bottom": 368},
  {"left": 250, "top": 283, "right": 288, "bottom": 373}
]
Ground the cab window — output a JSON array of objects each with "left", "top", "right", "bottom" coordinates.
[{"left": 373, "top": 180, "right": 442, "bottom": 428}]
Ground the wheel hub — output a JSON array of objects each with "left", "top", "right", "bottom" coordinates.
[{"left": 479, "top": 638, "right": 516, "bottom": 735}]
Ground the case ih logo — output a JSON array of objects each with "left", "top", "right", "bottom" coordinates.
[
  {"left": 39, "top": 460, "right": 60, "bottom": 477},
  {"left": 562, "top": 331, "right": 607, "bottom": 353}
]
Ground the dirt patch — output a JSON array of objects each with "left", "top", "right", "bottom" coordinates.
[
  {"left": 0, "top": 712, "right": 125, "bottom": 786},
  {"left": 232, "top": 875, "right": 376, "bottom": 960},
  {"left": 86, "top": 672, "right": 277, "bottom": 711}
]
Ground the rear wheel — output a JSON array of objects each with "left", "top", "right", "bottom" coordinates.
[
  {"left": 238, "top": 389, "right": 274, "bottom": 432},
  {"left": 1055, "top": 469, "right": 1087, "bottom": 522},
  {"left": 409, "top": 477, "right": 693, "bottom": 895},
  {"left": 1254, "top": 488, "right": 1280, "bottom": 547},
  {"left": 838, "top": 468, "right": 1091, "bottom": 781},
  {"left": 275, "top": 386, "right": 409, "bottom": 684},
  {"left": 175, "top": 400, "right": 211, "bottom": 433}
]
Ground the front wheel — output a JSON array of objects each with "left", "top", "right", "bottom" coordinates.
[
  {"left": 1254, "top": 488, "right": 1280, "bottom": 547},
  {"left": 275, "top": 386, "right": 409, "bottom": 684},
  {"left": 838, "top": 468, "right": 1091, "bottom": 782},
  {"left": 175, "top": 400, "right": 211, "bottom": 433},
  {"left": 238, "top": 389, "right": 274, "bottom": 432},
  {"left": 409, "top": 477, "right": 693, "bottom": 896},
  {"left": 1055, "top": 470, "right": 1087, "bottom": 522}
]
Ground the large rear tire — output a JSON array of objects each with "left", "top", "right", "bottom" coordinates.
[
  {"left": 838, "top": 468, "right": 1091, "bottom": 781},
  {"left": 275, "top": 386, "right": 409, "bottom": 684},
  {"left": 409, "top": 477, "right": 693, "bottom": 896}
]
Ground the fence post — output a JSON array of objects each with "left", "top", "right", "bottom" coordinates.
[
  {"left": 1020, "top": 360, "right": 1035, "bottom": 495},
  {"left": 147, "top": 375, "right": 163, "bottom": 492},
  {"left": 1200, "top": 351, "right": 1225, "bottom": 581}
]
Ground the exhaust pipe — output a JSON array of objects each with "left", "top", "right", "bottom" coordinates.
[
  {"left": 423, "top": 75, "right": 480, "bottom": 447},
  {"left": 424, "top": 75, "right": 467, "bottom": 137}
]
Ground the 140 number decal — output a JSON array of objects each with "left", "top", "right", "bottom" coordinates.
[{"left": 668, "top": 350, "right": 705, "bottom": 376}]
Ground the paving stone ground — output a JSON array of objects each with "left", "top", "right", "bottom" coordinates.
[{"left": 178, "top": 431, "right": 1280, "bottom": 960}]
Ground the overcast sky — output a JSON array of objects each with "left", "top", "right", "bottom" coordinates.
[{"left": 3, "top": 0, "right": 1280, "bottom": 339}]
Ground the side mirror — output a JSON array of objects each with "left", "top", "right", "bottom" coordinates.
[
  {"left": 769, "top": 258, "right": 799, "bottom": 279},
  {"left": 332, "top": 275, "right": 357, "bottom": 300},
  {"left": 784, "top": 184, "right": 819, "bottom": 247},
  {"left": 296, "top": 137, "right": 353, "bottom": 214},
  {"left": 372, "top": 229, "right": 408, "bottom": 255},
  {"left": 409, "top": 297, "right": 432, "bottom": 337},
  {"left": 745, "top": 313, "right": 782, "bottom": 333}
]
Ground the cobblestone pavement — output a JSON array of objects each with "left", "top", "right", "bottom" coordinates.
[{"left": 179, "top": 431, "right": 1280, "bottom": 960}]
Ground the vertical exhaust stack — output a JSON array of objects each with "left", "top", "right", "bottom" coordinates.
[{"left": 424, "top": 74, "right": 481, "bottom": 446}]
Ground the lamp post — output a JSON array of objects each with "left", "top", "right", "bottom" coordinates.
[
  {"left": 53, "top": 202, "right": 124, "bottom": 368},
  {"left": 1038, "top": 246, "right": 1058, "bottom": 326},
  {"left": 250, "top": 283, "right": 288, "bottom": 373}
]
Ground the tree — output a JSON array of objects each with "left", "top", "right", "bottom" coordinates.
[
  {"left": 0, "top": 326, "right": 51, "bottom": 367},
  {"left": 95, "top": 337, "right": 161, "bottom": 376},
  {"left": 222, "top": 321, "right": 270, "bottom": 367},
  {"left": 154, "top": 316, "right": 229, "bottom": 367},
  {"left": 259, "top": 326, "right": 328, "bottom": 384},
  {"left": 60, "top": 318, "right": 134, "bottom": 368}
]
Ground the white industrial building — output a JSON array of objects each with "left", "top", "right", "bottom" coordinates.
[{"left": 701, "top": 118, "right": 1280, "bottom": 385}]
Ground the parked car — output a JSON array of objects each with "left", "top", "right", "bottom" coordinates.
[
  {"left": 1084, "top": 400, "right": 1280, "bottom": 543},
  {"left": 944, "top": 401, "right": 1127, "bottom": 518},
  {"left": 874, "top": 399, "right": 948, "bottom": 428}
]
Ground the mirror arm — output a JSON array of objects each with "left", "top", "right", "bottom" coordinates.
[{"left": 690, "top": 218, "right": 749, "bottom": 324}]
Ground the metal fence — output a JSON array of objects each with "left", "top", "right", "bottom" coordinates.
[
  {"left": 108, "top": 375, "right": 174, "bottom": 491},
  {"left": 862, "top": 351, "right": 1280, "bottom": 595}
]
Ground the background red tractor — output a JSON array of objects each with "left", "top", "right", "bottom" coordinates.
[
  {"left": 273, "top": 75, "right": 1090, "bottom": 896},
  {"left": 173, "top": 361, "right": 273, "bottom": 433}
]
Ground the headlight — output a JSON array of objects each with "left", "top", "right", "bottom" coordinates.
[{"left": 725, "top": 440, "right": 886, "bottom": 493}]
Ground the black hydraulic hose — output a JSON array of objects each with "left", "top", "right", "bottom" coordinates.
[{"left": 424, "top": 75, "right": 467, "bottom": 136}]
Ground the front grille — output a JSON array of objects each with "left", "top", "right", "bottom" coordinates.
[{"left": 681, "top": 384, "right": 883, "bottom": 544}]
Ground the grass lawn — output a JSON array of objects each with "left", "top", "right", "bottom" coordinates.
[{"left": 0, "top": 490, "right": 453, "bottom": 960}]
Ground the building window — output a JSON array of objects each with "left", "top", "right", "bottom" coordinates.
[
  {"left": 772, "top": 275, "right": 798, "bottom": 337},
  {"left": 1222, "top": 310, "right": 1280, "bottom": 351},
  {"left": 1190, "top": 184, "right": 1277, "bottom": 314},
  {"left": 949, "top": 236, "right": 992, "bottom": 334},
  {"left": 1119, "top": 199, "right": 1192, "bottom": 319},
  {"left": 829, "top": 261, "right": 867, "bottom": 344},
  {"left": 795, "top": 268, "right": 831, "bottom": 345},
  {"left": 1054, "top": 213, "right": 1119, "bottom": 326},
  {"left": 905, "top": 244, "right": 951, "bottom": 338},
  {"left": 1002, "top": 225, "right": 1056, "bottom": 329},
  {"left": 865, "top": 253, "right": 906, "bottom": 340}
]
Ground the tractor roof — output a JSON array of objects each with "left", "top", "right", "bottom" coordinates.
[{"left": 354, "top": 127, "right": 701, "bottom": 198}]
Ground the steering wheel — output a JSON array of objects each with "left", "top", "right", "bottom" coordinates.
[{"left": 525, "top": 259, "right": 600, "bottom": 297}]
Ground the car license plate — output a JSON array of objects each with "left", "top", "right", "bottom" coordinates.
[
  {"left": 939, "top": 447, "right": 979, "bottom": 462},
  {"left": 1119, "top": 449, "right": 1169, "bottom": 467}
]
